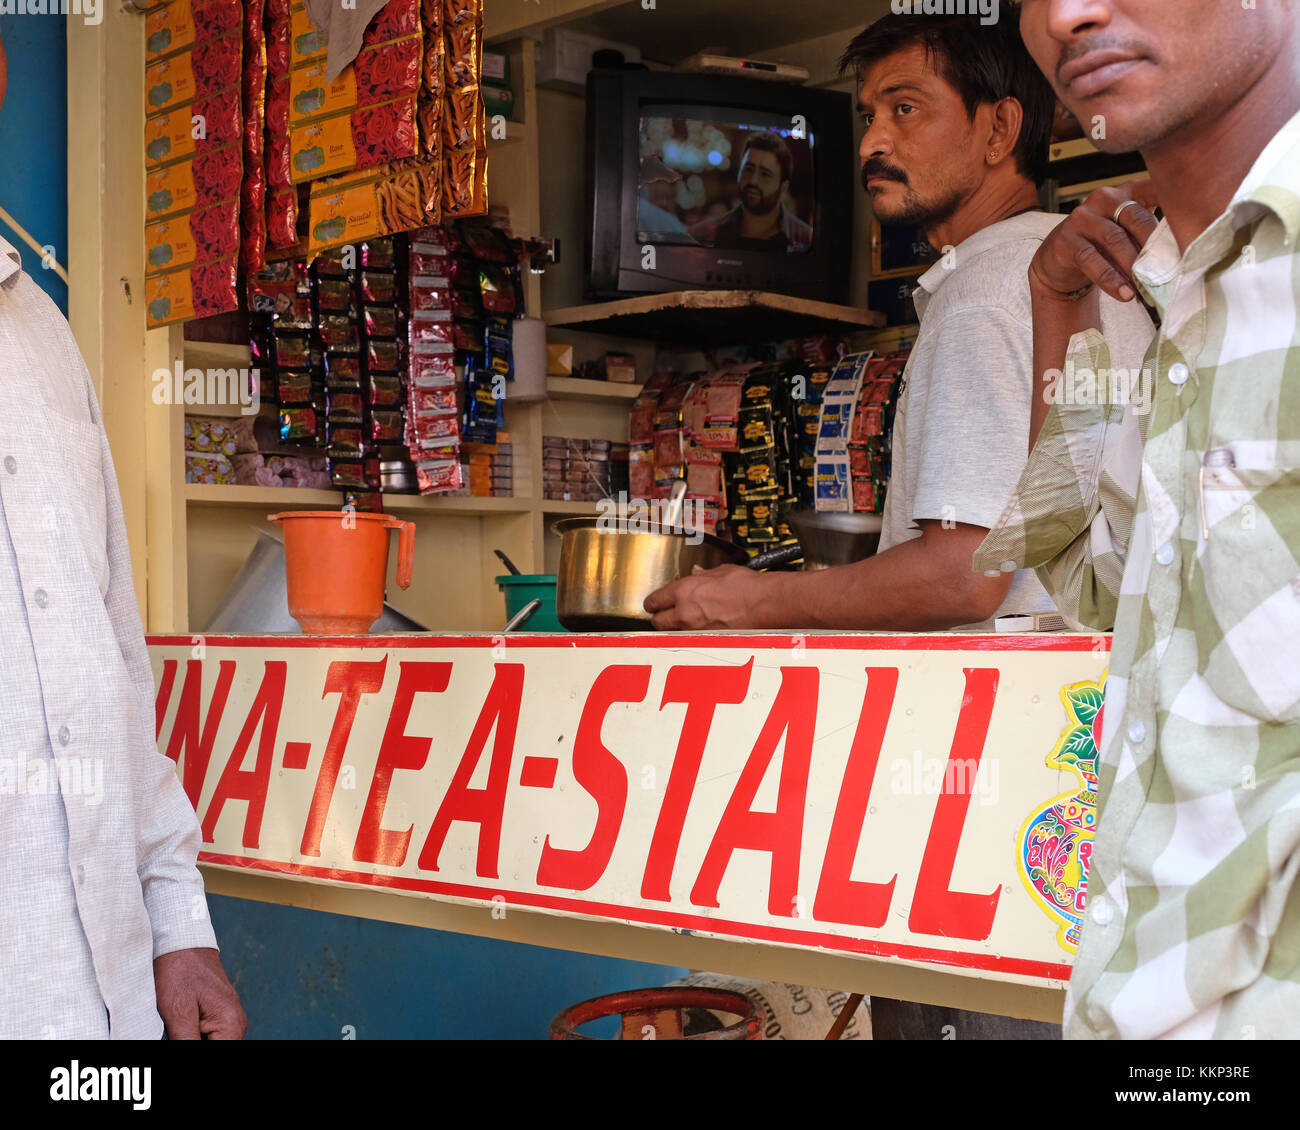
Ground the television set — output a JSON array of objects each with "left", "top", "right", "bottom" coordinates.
[{"left": 584, "top": 69, "right": 854, "bottom": 304}]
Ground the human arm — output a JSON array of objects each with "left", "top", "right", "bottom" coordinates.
[
  {"left": 645, "top": 521, "right": 1012, "bottom": 631},
  {"left": 973, "top": 182, "right": 1161, "bottom": 629},
  {"left": 86, "top": 368, "right": 245, "bottom": 1038},
  {"left": 973, "top": 330, "right": 1147, "bottom": 632},
  {"left": 1026, "top": 181, "right": 1160, "bottom": 449}
]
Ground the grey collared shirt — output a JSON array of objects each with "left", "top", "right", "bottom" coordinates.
[{"left": 0, "top": 237, "right": 216, "bottom": 1039}]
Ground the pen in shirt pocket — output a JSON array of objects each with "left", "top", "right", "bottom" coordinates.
[{"left": 1200, "top": 448, "right": 1236, "bottom": 540}]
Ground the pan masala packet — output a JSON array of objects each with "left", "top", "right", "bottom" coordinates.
[
  {"left": 145, "top": 85, "right": 243, "bottom": 168},
  {"left": 288, "top": 0, "right": 419, "bottom": 68},
  {"left": 145, "top": 256, "right": 239, "bottom": 327},
  {"left": 145, "top": 31, "right": 243, "bottom": 115},
  {"left": 305, "top": 158, "right": 439, "bottom": 252},
  {"left": 288, "top": 34, "right": 422, "bottom": 126},
  {"left": 145, "top": 0, "right": 243, "bottom": 62},
  {"left": 289, "top": 96, "right": 418, "bottom": 183},
  {"left": 145, "top": 143, "right": 243, "bottom": 220},
  {"left": 146, "top": 198, "right": 241, "bottom": 273}
]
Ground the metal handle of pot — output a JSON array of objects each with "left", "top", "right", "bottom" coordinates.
[
  {"left": 663, "top": 479, "right": 688, "bottom": 529},
  {"left": 746, "top": 544, "right": 805, "bottom": 571},
  {"left": 503, "top": 598, "right": 542, "bottom": 632}
]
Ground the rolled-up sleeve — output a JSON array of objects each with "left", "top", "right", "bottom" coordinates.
[{"left": 972, "top": 330, "right": 1144, "bottom": 631}]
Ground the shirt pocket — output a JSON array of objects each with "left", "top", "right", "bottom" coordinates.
[
  {"left": 1196, "top": 461, "right": 1300, "bottom": 723},
  {"left": 47, "top": 409, "right": 109, "bottom": 598}
]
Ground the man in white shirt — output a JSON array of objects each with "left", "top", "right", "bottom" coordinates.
[
  {"left": 0, "top": 32, "right": 244, "bottom": 1039},
  {"left": 644, "top": 6, "right": 1152, "bottom": 1039},
  {"left": 646, "top": 8, "right": 1152, "bottom": 636}
]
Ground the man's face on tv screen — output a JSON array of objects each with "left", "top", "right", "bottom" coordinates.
[{"left": 738, "top": 148, "right": 785, "bottom": 215}]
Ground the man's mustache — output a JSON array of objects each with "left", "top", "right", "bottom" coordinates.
[{"left": 861, "top": 159, "right": 908, "bottom": 191}]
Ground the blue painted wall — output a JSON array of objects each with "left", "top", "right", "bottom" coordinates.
[
  {"left": 0, "top": 15, "right": 67, "bottom": 313},
  {"left": 209, "top": 894, "right": 684, "bottom": 1039}
]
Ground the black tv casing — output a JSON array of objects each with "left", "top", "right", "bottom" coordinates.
[{"left": 584, "top": 69, "right": 854, "bottom": 305}]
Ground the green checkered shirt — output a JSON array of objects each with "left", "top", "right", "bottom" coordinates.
[{"left": 974, "top": 108, "right": 1300, "bottom": 1040}]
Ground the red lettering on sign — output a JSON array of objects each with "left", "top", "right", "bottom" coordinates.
[
  {"left": 908, "top": 667, "right": 1003, "bottom": 941},
  {"left": 536, "top": 664, "right": 651, "bottom": 892},
  {"left": 813, "top": 668, "right": 900, "bottom": 928},
  {"left": 154, "top": 659, "right": 178, "bottom": 741},
  {"left": 200, "top": 661, "right": 286, "bottom": 848},
  {"left": 691, "top": 667, "right": 818, "bottom": 915},
  {"left": 301, "top": 657, "right": 390, "bottom": 857},
  {"left": 418, "top": 663, "right": 524, "bottom": 878},
  {"left": 640, "top": 659, "right": 753, "bottom": 902},
  {"left": 353, "top": 661, "right": 450, "bottom": 867},
  {"left": 163, "top": 659, "right": 237, "bottom": 809}
]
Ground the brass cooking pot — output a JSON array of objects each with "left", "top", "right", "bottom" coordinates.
[{"left": 553, "top": 516, "right": 749, "bottom": 631}]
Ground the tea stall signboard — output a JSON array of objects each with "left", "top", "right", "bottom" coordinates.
[{"left": 147, "top": 633, "right": 1109, "bottom": 989}]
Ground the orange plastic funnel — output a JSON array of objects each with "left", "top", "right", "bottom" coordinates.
[{"left": 267, "top": 510, "right": 416, "bottom": 635}]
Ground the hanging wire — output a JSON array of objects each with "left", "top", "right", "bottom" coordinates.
[{"left": 0, "top": 204, "right": 70, "bottom": 285}]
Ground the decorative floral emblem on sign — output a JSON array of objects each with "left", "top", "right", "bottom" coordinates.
[{"left": 1017, "top": 676, "right": 1105, "bottom": 954}]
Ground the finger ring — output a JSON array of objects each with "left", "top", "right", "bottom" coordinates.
[{"left": 1113, "top": 199, "right": 1140, "bottom": 224}]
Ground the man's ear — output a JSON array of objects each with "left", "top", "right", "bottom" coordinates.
[{"left": 988, "top": 96, "right": 1024, "bottom": 166}]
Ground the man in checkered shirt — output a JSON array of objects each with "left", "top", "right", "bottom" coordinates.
[{"left": 975, "top": 1, "right": 1300, "bottom": 1038}]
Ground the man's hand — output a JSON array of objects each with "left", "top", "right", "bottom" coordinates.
[
  {"left": 154, "top": 947, "right": 246, "bottom": 1040},
  {"left": 1029, "top": 180, "right": 1161, "bottom": 302},
  {"left": 644, "top": 564, "right": 773, "bottom": 630}
]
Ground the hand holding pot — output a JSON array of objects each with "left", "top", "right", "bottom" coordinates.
[{"left": 644, "top": 563, "right": 775, "bottom": 631}]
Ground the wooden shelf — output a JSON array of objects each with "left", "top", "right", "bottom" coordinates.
[
  {"left": 184, "top": 484, "right": 533, "bottom": 516},
  {"left": 547, "top": 376, "right": 644, "bottom": 400},
  {"left": 182, "top": 340, "right": 252, "bottom": 368},
  {"left": 540, "top": 499, "right": 603, "bottom": 515},
  {"left": 544, "top": 290, "right": 883, "bottom": 345}
]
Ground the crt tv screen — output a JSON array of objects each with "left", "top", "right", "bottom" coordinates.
[
  {"left": 585, "top": 70, "right": 853, "bottom": 303},
  {"left": 636, "top": 113, "right": 816, "bottom": 255}
]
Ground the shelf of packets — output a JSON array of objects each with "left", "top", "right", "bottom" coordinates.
[
  {"left": 813, "top": 351, "right": 909, "bottom": 514},
  {"left": 183, "top": 414, "right": 331, "bottom": 487},
  {"left": 231, "top": 224, "right": 524, "bottom": 507},
  {"left": 142, "top": 0, "right": 489, "bottom": 328},
  {"left": 624, "top": 348, "right": 909, "bottom": 554},
  {"left": 542, "top": 436, "right": 629, "bottom": 503},
  {"left": 625, "top": 354, "right": 816, "bottom": 555}
]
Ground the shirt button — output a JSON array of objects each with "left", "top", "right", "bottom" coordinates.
[
  {"left": 1169, "top": 363, "right": 1190, "bottom": 386},
  {"left": 1128, "top": 720, "right": 1146, "bottom": 744},
  {"left": 1155, "top": 542, "right": 1175, "bottom": 566},
  {"left": 76, "top": 864, "right": 85, "bottom": 883},
  {"left": 58, "top": 725, "right": 70, "bottom": 746},
  {"left": 3, "top": 455, "right": 15, "bottom": 474},
  {"left": 1090, "top": 897, "right": 1114, "bottom": 926},
  {"left": 33, "top": 588, "right": 48, "bottom": 609}
]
